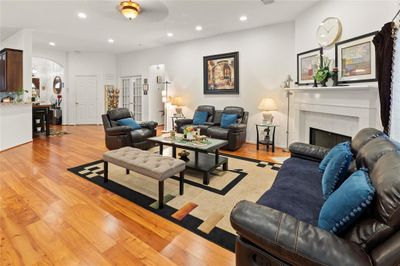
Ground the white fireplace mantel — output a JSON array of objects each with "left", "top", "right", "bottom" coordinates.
[{"left": 287, "top": 85, "right": 379, "bottom": 144}]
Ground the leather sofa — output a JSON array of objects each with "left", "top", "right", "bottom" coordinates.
[
  {"left": 175, "top": 106, "right": 249, "bottom": 151},
  {"left": 230, "top": 128, "right": 400, "bottom": 266},
  {"left": 102, "top": 108, "right": 158, "bottom": 150}
]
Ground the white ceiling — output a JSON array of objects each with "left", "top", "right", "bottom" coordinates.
[{"left": 0, "top": 0, "right": 318, "bottom": 54}]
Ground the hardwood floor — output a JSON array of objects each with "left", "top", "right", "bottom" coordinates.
[{"left": 0, "top": 125, "right": 289, "bottom": 265}]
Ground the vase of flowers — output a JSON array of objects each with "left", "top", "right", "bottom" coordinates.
[
  {"left": 15, "top": 88, "right": 28, "bottom": 102},
  {"left": 183, "top": 126, "right": 195, "bottom": 140},
  {"left": 314, "top": 56, "right": 332, "bottom": 87}
]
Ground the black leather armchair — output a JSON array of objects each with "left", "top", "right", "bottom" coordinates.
[
  {"left": 175, "top": 105, "right": 216, "bottom": 135},
  {"left": 102, "top": 108, "right": 158, "bottom": 150},
  {"left": 207, "top": 106, "right": 249, "bottom": 151}
]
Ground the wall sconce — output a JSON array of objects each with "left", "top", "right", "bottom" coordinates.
[{"left": 143, "top": 78, "right": 149, "bottom": 95}]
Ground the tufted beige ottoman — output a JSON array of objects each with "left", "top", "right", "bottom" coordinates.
[{"left": 103, "top": 147, "right": 186, "bottom": 208}]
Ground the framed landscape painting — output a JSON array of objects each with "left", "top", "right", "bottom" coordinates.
[
  {"left": 335, "top": 31, "right": 378, "bottom": 83},
  {"left": 203, "top": 52, "right": 239, "bottom": 94},
  {"left": 297, "top": 48, "right": 323, "bottom": 86}
]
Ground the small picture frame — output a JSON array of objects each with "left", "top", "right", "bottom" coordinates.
[
  {"left": 203, "top": 52, "right": 239, "bottom": 94},
  {"left": 335, "top": 31, "right": 378, "bottom": 84},
  {"left": 296, "top": 48, "right": 323, "bottom": 86}
]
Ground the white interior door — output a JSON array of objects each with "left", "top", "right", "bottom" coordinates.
[
  {"left": 75, "top": 75, "right": 97, "bottom": 124},
  {"left": 121, "top": 76, "right": 143, "bottom": 121}
]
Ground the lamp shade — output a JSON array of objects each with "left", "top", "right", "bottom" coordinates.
[
  {"left": 171, "top": 96, "right": 183, "bottom": 106},
  {"left": 258, "top": 98, "right": 277, "bottom": 111}
]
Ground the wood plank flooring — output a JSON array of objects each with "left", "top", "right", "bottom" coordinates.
[{"left": 0, "top": 125, "right": 289, "bottom": 265}]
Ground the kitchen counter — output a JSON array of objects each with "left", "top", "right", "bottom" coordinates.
[{"left": 0, "top": 103, "right": 32, "bottom": 151}]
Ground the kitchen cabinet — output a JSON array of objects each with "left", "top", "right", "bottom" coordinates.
[{"left": 0, "top": 48, "right": 23, "bottom": 92}]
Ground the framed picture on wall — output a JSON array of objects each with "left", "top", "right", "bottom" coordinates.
[
  {"left": 335, "top": 31, "right": 378, "bottom": 83},
  {"left": 203, "top": 52, "right": 239, "bottom": 94},
  {"left": 296, "top": 48, "right": 323, "bottom": 86}
]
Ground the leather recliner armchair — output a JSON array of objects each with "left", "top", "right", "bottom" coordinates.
[
  {"left": 230, "top": 128, "right": 400, "bottom": 266},
  {"left": 175, "top": 105, "right": 216, "bottom": 135},
  {"left": 102, "top": 108, "right": 158, "bottom": 150}
]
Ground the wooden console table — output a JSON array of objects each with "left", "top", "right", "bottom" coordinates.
[{"left": 32, "top": 104, "right": 51, "bottom": 136}]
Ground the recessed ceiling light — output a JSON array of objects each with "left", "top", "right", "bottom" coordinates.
[
  {"left": 49, "top": 42, "right": 55, "bottom": 46},
  {"left": 78, "top": 12, "right": 87, "bottom": 19},
  {"left": 108, "top": 38, "right": 114, "bottom": 44},
  {"left": 195, "top": 25, "right": 203, "bottom": 31},
  {"left": 240, "top": 15, "right": 248, "bottom": 21},
  {"left": 167, "top": 32, "right": 173, "bottom": 37}
]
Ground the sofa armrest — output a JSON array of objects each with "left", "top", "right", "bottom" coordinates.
[
  {"left": 228, "top": 123, "right": 247, "bottom": 132},
  {"left": 139, "top": 121, "right": 158, "bottom": 130},
  {"left": 175, "top": 118, "right": 193, "bottom": 127},
  {"left": 231, "top": 201, "right": 371, "bottom": 266},
  {"left": 106, "top": 126, "right": 133, "bottom": 136},
  {"left": 204, "top": 122, "right": 215, "bottom": 126},
  {"left": 289, "top": 142, "right": 329, "bottom": 162}
]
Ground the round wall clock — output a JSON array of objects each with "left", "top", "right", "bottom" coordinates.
[{"left": 316, "top": 17, "right": 342, "bottom": 47}]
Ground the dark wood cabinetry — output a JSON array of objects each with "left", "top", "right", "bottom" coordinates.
[{"left": 0, "top": 48, "right": 23, "bottom": 92}]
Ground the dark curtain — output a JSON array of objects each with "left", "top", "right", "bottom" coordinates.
[{"left": 373, "top": 22, "right": 395, "bottom": 134}]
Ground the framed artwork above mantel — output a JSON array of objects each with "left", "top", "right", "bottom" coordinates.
[
  {"left": 335, "top": 31, "right": 378, "bottom": 84},
  {"left": 203, "top": 52, "right": 239, "bottom": 94},
  {"left": 296, "top": 48, "right": 323, "bottom": 86}
]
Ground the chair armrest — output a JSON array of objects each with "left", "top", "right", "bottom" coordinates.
[
  {"left": 289, "top": 142, "right": 329, "bottom": 162},
  {"left": 228, "top": 123, "right": 247, "bottom": 132},
  {"left": 139, "top": 121, "right": 158, "bottom": 130},
  {"left": 106, "top": 126, "right": 133, "bottom": 136},
  {"left": 231, "top": 201, "right": 371, "bottom": 266},
  {"left": 204, "top": 122, "right": 215, "bottom": 126},
  {"left": 175, "top": 118, "right": 193, "bottom": 127}
]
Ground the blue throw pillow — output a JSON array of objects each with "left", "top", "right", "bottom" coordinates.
[
  {"left": 321, "top": 146, "right": 353, "bottom": 200},
  {"left": 193, "top": 111, "right": 208, "bottom": 125},
  {"left": 221, "top": 113, "right": 238, "bottom": 128},
  {"left": 318, "top": 169, "right": 375, "bottom": 234},
  {"left": 117, "top": 117, "right": 141, "bottom": 130},
  {"left": 319, "top": 142, "right": 351, "bottom": 172}
]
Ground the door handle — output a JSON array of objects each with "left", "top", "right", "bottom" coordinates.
[{"left": 75, "top": 102, "right": 79, "bottom": 104}]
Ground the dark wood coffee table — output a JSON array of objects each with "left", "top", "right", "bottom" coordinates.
[{"left": 148, "top": 134, "right": 228, "bottom": 185}]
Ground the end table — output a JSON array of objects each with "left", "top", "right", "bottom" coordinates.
[
  {"left": 172, "top": 115, "right": 185, "bottom": 130},
  {"left": 256, "top": 124, "right": 278, "bottom": 152}
]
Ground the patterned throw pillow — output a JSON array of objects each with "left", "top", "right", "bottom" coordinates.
[
  {"left": 319, "top": 141, "right": 351, "bottom": 172},
  {"left": 321, "top": 146, "right": 353, "bottom": 200},
  {"left": 318, "top": 169, "right": 375, "bottom": 234}
]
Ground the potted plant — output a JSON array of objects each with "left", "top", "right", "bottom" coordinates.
[
  {"left": 183, "top": 126, "right": 195, "bottom": 140},
  {"left": 314, "top": 56, "right": 332, "bottom": 87},
  {"left": 15, "top": 88, "right": 29, "bottom": 102}
]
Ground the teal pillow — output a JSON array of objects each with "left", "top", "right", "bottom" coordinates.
[
  {"left": 319, "top": 141, "right": 351, "bottom": 172},
  {"left": 117, "top": 117, "right": 141, "bottom": 130},
  {"left": 318, "top": 169, "right": 375, "bottom": 234},
  {"left": 193, "top": 111, "right": 208, "bottom": 125},
  {"left": 322, "top": 146, "right": 353, "bottom": 200},
  {"left": 221, "top": 113, "right": 238, "bottom": 128}
]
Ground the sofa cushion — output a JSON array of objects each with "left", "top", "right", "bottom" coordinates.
[
  {"left": 196, "top": 105, "right": 215, "bottom": 122},
  {"left": 207, "top": 126, "right": 229, "bottom": 139},
  {"left": 193, "top": 111, "right": 208, "bottom": 125},
  {"left": 117, "top": 118, "right": 141, "bottom": 130},
  {"left": 257, "top": 157, "right": 324, "bottom": 225},
  {"left": 318, "top": 169, "right": 375, "bottom": 234},
  {"left": 130, "top": 128, "right": 153, "bottom": 143},
  {"left": 221, "top": 113, "right": 238, "bottom": 128},
  {"left": 321, "top": 147, "right": 353, "bottom": 200},
  {"left": 108, "top": 108, "right": 131, "bottom": 121},
  {"left": 319, "top": 141, "right": 350, "bottom": 172}
]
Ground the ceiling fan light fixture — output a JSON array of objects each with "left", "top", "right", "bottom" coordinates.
[{"left": 120, "top": 0, "right": 141, "bottom": 20}]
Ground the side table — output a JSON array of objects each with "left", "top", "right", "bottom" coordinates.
[{"left": 256, "top": 124, "right": 278, "bottom": 152}]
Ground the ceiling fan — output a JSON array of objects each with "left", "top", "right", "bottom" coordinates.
[
  {"left": 116, "top": 0, "right": 169, "bottom": 22},
  {"left": 119, "top": 0, "right": 141, "bottom": 20}
]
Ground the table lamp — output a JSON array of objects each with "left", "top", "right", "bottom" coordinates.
[
  {"left": 258, "top": 98, "right": 277, "bottom": 124},
  {"left": 171, "top": 96, "right": 184, "bottom": 117}
]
